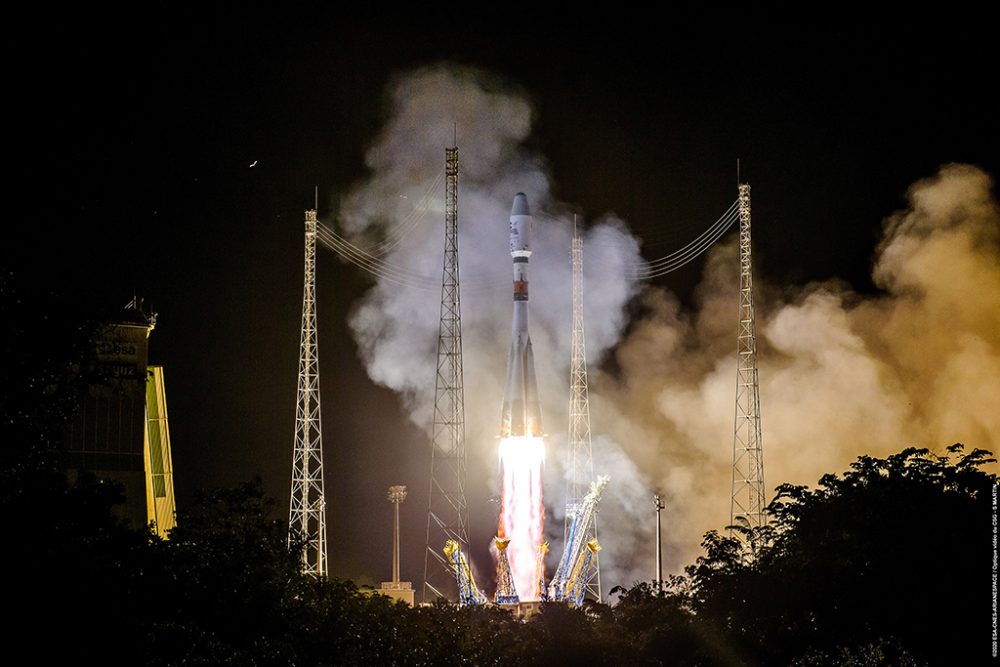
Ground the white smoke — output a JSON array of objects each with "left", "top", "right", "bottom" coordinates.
[{"left": 338, "top": 64, "right": 1000, "bottom": 593}]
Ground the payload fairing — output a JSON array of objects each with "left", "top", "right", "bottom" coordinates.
[{"left": 500, "top": 192, "right": 543, "bottom": 438}]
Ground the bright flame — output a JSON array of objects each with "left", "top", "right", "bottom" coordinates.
[{"left": 497, "top": 435, "right": 546, "bottom": 601}]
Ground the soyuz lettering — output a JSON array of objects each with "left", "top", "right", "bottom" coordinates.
[{"left": 96, "top": 341, "right": 138, "bottom": 357}]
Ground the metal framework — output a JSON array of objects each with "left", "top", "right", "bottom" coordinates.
[
  {"left": 423, "top": 146, "right": 469, "bottom": 602},
  {"left": 552, "top": 476, "right": 608, "bottom": 602},
  {"left": 493, "top": 537, "right": 520, "bottom": 605},
  {"left": 289, "top": 209, "right": 328, "bottom": 575},
  {"left": 535, "top": 541, "right": 550, "bottom": 601},
  {"left": 444, "top": 540, "right": 487, "bottom": 606},
  {"left": 565, "top": 539, "right": 601, "bottom": 607},
  {"left": 729, "top": 183, "right": 767, "bottom": 547},
  {"left": 564, "top": 223, "right": 601, "bottom": 601}
]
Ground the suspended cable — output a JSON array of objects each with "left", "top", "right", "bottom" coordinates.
[
  {"left": 316, "top": 224, "right": 440, "bottom": 290},
  {"left": 633, "top": 201, "right": 740, "bottom": 278},
  {"left": 563, "top": 200, "right": 739, "bottom": 279},
  {"left": 364, "top": 167, "right": 445, "bottom": 256},
  {"left": 319, "top": 194, "right": 739, "bottom": 289}
]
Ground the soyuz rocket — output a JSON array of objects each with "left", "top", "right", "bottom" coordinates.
[{"left": 500, "top": 193, "right": 543, "bottom": 438}]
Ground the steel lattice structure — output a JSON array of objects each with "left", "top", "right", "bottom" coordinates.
[
  {"left": 730, "top": 183, "right": 767, "bottom": 548},
  {"left": 564, "top": 225, "right": 602, "bottom": 601},
  {"left": 289, "top": 209, "right": 328, "bottom": 576},
  {"left": 444, "top": 540, "right": 487, "bottom": 606},
  {"left": 423, "top": 146, "right": 469, "bottom": 602},
  {"left": 493, "top": 537, "right": 520, "bottom": 605}
]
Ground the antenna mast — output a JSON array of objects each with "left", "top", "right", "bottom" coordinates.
[
  {"left": 288, "top": 209, "right": 328, "bottom": 575},
  {"left": 423, "top": 143, "right": 469, "bottom": 601},
  {"left": 565, "top": 221, "right": 601, "bottom": 601},
  {"left": 729, "top": 183, "right": 767, "bottom": 551}
]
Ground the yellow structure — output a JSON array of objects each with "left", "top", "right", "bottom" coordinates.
[{"left": 143, "top": 366, "right": 176, "bottom": 538}]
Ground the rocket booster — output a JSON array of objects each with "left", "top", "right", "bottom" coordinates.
[{"left": 500, "top": 193, "right": 543, "bottom": 438}]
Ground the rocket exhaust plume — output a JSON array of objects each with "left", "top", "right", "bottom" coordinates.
[{"left": 497, "top": 193, "right": 546, "bottom": 601}]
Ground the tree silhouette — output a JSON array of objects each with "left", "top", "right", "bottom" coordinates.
[{"left": 683, "top": 444, "right": 995, "bottom": 666}]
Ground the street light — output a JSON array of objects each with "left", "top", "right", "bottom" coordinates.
[
  {"left": 387, "top": 485, "right": 407, "bottom": 583},
  {"left": 654, "top": 493, "right": 665, "bottom": 590}
]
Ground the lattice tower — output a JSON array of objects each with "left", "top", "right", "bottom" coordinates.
[
  {"left": 729, "top": 183, "right": 767, "bottom": 549},
  {"left": 565, "top": 223, "right": 601, "bottom": 600},
  {"left": 289, "top": 209, "right": 327, "bottom": 575},
  {"left": 423, "top": 146, "right": 469, "bottom": 601}
]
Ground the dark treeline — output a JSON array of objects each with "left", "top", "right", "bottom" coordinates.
[{"left": 2, "top": 275, "right": 995, "bottom": 666}]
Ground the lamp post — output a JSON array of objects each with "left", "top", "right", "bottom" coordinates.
[
  {"left": 388, "top": 485, "right": 407, "bottom": 583},
  {"left": 654, "top": 493, "right": 665, "bottom": 590}
]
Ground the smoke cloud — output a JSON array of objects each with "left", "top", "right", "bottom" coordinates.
[
  {"left": 338, "top": 65, "right": 1000, "bottom": 592},
  {"left": 598, "top": 163, "right": 1000, "bottom": 580}
]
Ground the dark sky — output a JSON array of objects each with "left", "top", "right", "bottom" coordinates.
[{"left": 6, "top": 12, "right": 998, "bottom": 587}]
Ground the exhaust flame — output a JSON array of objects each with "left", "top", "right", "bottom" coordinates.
[{"left": 497, "top": 435, "right": 546, "bottom": 601}]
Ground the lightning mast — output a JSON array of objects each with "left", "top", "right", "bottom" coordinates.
[
  {"left": 423, "top": 145, "right": 469, "bottom": 601},
  {"left": 729, "top": 183, "right": 766, "bottom": 549},
  {"left": 565, "top": 221, "right": 601, "bottom": 601},
  {"left": 288, "top": 209, "right": 327, "bottom": 575}
]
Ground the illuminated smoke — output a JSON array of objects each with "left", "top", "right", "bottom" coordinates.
[
  {"left": 338, "top": 64, "right": 1000, "bottom": 592},
  {"left": 597, "top": 163, "right": 1000, "bottom": 575},
  {"left": 497, "top": 436, "right": 546, "bottom": 600}
]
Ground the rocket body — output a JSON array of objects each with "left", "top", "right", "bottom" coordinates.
[
  {"left": 500, "top": 193, "right": 543, "bottom": 438},
  {"left": 497, "top": 192, "right": 546, "bottom": 601}
]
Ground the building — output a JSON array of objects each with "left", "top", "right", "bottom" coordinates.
[
  {"left": 63, "top": 300, "right": 176, "bottom": 537},
  {"left": 377, "top": 581, "right": 415, "bottom": 606}
]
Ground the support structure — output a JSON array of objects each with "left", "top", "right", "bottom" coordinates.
[
  {"left": 444, "top": 540, "right": 487, "bottom": 606},
  {"left": 729, "top": 183, "right": 767, "bottom": 549},
  {"left": 535, "top": 541, "right": 550, "bottom": 602},
  {"left": 552, "top": 476, "right": 608, "bottom": 602},
  {"left": 653, "top": 493, "right": 664, "bottom": 588},
  {"left": 289, "top": 209, "right": 327, "bottom": 576},
  {"left": 423, "top": 145, "right": 469, "bottom": 602},
  {"left": 564, "top": 222, "right": 601, "bottom": 601},
  {"left": 493, "top": 537, "right": 520, "bottom": 606},
  {"left": 565, "top": 539, "right": 601, "bottom": 607}
]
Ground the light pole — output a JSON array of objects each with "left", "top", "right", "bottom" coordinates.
[
  {"left": 654, "top": 493, "right": 665, "bottom": 590},
  {"left": 388, "top": 485, "right": 407, "bottom": 583}
]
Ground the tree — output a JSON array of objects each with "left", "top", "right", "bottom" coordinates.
[{"left": 685, "top": 444, "right": 995, "bottom": 666}]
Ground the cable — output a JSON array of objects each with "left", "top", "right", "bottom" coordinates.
[
  {"left": 634, "top": 201, "right": 740, "bottom": 278},
  {"left": 319, "top": 196, "right": 739, "bottom": 289}
]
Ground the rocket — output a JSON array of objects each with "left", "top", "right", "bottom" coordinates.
[{"left": 500, "top": 193, "right": 543, "bottom": 438}]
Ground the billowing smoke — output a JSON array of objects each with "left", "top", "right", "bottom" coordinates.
[
  {"left": 338, "top": 64, "right": 1000, "bottom": 592},
  {"left": 598, "top": 163, "right": 1000, "bottom": 578}
]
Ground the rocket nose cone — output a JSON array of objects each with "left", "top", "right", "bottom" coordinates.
[{"left": 511, "top": 192, "right": 530, "bottom": 217}]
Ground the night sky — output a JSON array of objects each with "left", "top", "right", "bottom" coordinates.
[{"left": 7, "top": 13, "right": 998, "bottom": 588}]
